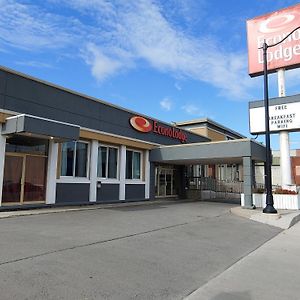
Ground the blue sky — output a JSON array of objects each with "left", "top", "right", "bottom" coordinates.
[{"left": 0, "top": 0, "right": 300, "bottom": 149}]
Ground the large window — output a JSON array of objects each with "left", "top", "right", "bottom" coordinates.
[
  {"left": 61, "top": 141, "right": 89, "bottom": 177},
  {"left": 97, "top": 145, "right": 118, "bottom": 179},
  {"left": 126, "top": 150, "right": 141, "bottom": 179}
]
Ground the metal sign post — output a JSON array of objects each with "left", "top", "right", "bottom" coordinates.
[
  {"left": 277, "top": 69, "right": 292, "bottom": 188},
  {"left": 262, "top": 42, "right": 277, "bottom": 214}
]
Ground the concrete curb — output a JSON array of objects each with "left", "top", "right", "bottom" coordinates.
[
  {"left": 230, "top": 206, "right": 300, "bottom": 229},
  {"left": 0, "top": 199, "right": 200, "bottom": 219},
  {"left": 0, "top": 199, "right": 170, "bottom": 219}
]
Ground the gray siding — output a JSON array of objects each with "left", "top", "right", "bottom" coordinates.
[
  {"left": 125, "top": 184, "right": 145, "bottom": 200},
  {"left": 97, "top": 184, "right": 119, "bottom": 202},
  {"left": 0, "top": 70, "right": 6, "bottom": 104},
  {"left": 2, "top": 115, "right": 79, "bottom": 141},
  {"left": 56, "top": 183, "right": 90, "bottom": 204},
  {"left": 150, "top": 139, "right": 266, "bottom": 164},
  {"left": 0, "top": 68, "right": 209, "bottom": 146}
]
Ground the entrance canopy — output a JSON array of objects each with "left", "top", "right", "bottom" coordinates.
[
  {"left": 149, "top": 139, "right": 266, "bottom": 165},
  {"left": 2, "top": 114, "right": 80, "bottom": 142},
  {"left": 150, "top": 139, "right": 266, "bottom": 209}
]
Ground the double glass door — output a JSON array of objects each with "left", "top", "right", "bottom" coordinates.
[
  {"left": 2, "top": 154, "right": 47, "bottom": 204},
  {"left": 156, "top": 167, "right": 176, "bottom": 197}
]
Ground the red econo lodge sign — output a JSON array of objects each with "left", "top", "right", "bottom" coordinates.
[
  {"left": 130, "top": 116, "right": 187, "bottom": 143},
  {"left": 247, "top": 3, "right": 300, "bottom": 77},
  {"left": 130, "top": 116, "right": 153, "bottom": 132}
]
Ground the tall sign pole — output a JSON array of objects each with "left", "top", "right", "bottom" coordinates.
[
  {"left": 262, "top": 42, "right": 277, "bottom": 214},
  {"left": 277, "top": 69, "right": 292, "bottom": 188}
]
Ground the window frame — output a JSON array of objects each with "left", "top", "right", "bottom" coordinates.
[
  {"left": 125, "top": 149, "right": 143, "bottom": 181},
  {"left": 97, "top": 143, "right": 119, "bottom": 180},
  {"left": 60, "top": 140, "right": 90, "bottom": 180}
]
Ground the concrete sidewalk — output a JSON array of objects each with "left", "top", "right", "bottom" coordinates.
[
  {"left": 185, "top": 212, "right": 300, "bottom": 300},
  {"left": 231, "top": 206, "right": 300, "bottom": 229}
]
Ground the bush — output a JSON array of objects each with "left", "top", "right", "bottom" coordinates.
[{"left": 273, "top": 188, "right": 297, "bottom": 195}]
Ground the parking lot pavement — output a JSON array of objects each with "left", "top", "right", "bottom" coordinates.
[{"left": 0, "top": 201, "right": 281, "bottom": 300}]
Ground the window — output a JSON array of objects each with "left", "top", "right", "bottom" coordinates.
[
  {"left": 61, "top": 141, "right": 89, "bottom": 177},
  {"left": 126, "top": 150, "right": 141, "bottom": 179},
  {"left": 97, "top": 145, "right": 118, "bottom": 179}
]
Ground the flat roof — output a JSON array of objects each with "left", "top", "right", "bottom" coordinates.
[
  {"left": 150, "top": 139, "right": 266, "bottom": 164},
  {"left": 175, "top": 118, "right": 246, "bottom": 139}
]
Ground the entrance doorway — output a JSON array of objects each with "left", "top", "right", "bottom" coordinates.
[
  {"left": 2, "top": 154, "right": 47, "bottom": 204},
  {"left": 155, "top": 166, "right": 176, "bottom": 197},
  {"left": 2, "top": 136, "right": 48, "bottom": 205}
]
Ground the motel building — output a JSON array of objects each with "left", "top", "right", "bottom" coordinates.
[{"left": 0, "top": 66, "right": 266, "bottom": 209}]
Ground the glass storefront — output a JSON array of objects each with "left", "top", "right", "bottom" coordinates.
[
  {"left": 2, "top": 136, "right": 48, "bottom": 204},
  {"left": 155, "top": 166, "right": 177, "bottom": 197}
]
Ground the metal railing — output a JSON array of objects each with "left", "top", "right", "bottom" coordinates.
[{"left": 186, "top": 177, "right": 243, "bottom": 194}]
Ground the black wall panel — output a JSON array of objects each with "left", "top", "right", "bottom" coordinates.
[
  {"left": 56, "top": 183, "right": 90, "bottom": 204},
  {"left": 96, "top": 184, "right": 119, "bottom": 202},
  {"left": 125, "top": 184, "right": 145, "bottom": 200}
]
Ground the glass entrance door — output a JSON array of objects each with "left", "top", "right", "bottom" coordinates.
[
  {"left": 2, "top": 156, "right": 24, "bottom": 203},
  {"left": 155, "top": 167, "right": 176, "bottom": 197},
  {"left": 165, "top": 170, "right": 173, "bottom": 196},
  {"left": 2, "top": 154, "right": 47, "bottom": 204},
  {"left": 23, "top": 155, "right": 47, "bottom": 202}
]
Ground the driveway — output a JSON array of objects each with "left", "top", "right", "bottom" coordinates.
[{"left": 0, "top": 201, "right": 281, "bottom": 300}]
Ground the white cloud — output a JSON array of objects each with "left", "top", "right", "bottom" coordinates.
[
  {"left": 174, "top": 82, "right": 182, "bottom": 90},
  {"left": 0, "top": 0, "right": 258, "bottom": 99},
  {"left": 160, "top": 97, "right": 173, "bottom": 111},
  {"left": 115, "top": 1, "right": 255, "bottom": 99},
  {"left": 0, "top": 0, "right": 76, "bottom": 51},
  {"left": 83, "top": 43, "right": 124, "bottom": 82},
  {"left": 15, "top": 60, "right": 54, "bottom": 68},
  {"left": 181, "top": 104, "right": 203, "bottom": 116},
  {"left": 58, "top": 0, "right": 114, "bottom": 13}
]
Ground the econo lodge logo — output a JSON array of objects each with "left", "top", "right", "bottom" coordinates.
[
  {"left": 259, "top": 11, "right": 299, "bottom": 34},
  {"left": 130, "top": 116, "right": 188, "bottom": 143},
  {"left": 130, "top": 116, "right": 152, "bottom": 133},
  {"left": 247, "top": 3, "right": 300, "bottom": 77}
]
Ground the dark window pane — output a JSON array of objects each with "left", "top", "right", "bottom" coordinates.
[
  {"left": 97, "top": 146, "right": 107, "bottom": 177},
  {"left": 108, "top": 148, "right": 118, "bottom": 178},
  {"left": 6, "top": 136, "right": 48, "bottom": 155},
  {"left": 133, "top": 152, "right": 141, "bottom": 179},
  {"left": 75, "top": 142, "right": 88, "bottom": 177},
  {"left": 61, "top": 141, "right": 75, "bottom": 176},
  {"left": 126, "top": 150, "right": 132, "bottom": 179}
]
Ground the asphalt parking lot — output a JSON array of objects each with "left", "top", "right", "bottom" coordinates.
[{"left": 0, "top": 201, "right": 281, "bottom": 300}]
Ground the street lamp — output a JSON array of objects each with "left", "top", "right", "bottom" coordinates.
[{"left": 259, "top": 26, "right": 300, "bottom": 214}]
